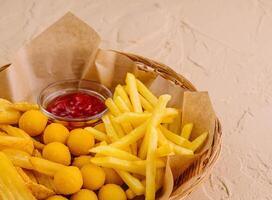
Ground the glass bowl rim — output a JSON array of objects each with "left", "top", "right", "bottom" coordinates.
[{"left": 37, "top": 79, "right": 112, "bottom": 122}]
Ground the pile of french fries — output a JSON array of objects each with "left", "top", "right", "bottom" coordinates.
[{"left": 0, "top": 73, "right": 208, "bottom": 200}]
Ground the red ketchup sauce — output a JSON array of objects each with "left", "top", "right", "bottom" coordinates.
[{"left": 46, "top": 92, "right": 106, "bottom": 119}]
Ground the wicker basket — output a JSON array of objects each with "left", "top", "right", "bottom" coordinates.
[{"left": 117, "top": 51, "right": 222, "bottom": 200}]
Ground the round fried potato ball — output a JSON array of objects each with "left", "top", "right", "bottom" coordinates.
[
  {"left": 67, "top": 129, "right": 94, "bottom": 156},
  {"left": 19, "top": 110, "right": 48, "bottom": 136},
  {"left": 98, "top": 184, "right": 127, "bottom": 200},
  {"left": 70, "top": 189, "right": 98, "bottom": 200},
  {"left": 46, "top": 195, "right": 68, "bottom": 200},
  {"left": 43, "top": 123, "right": 69, "bottom": 144},
  {"left": 103, "top": 168, "right": 123, "bottom": 185},
  {"left": 81, "top": 164, "right": 105, "bottom": 190},
  {"left": 54, "top": 166, "right": 83, "bottom": 195},
  {"left": 72, "top": 155, "right": 92, "bottom": 168},
  {"left": 42, "top": 142, "right": 71, "bottom": 165}
]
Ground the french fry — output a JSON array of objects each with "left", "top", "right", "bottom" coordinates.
[
  {"left": 126, "top": 73, "right": 143, "bottom": 113},
  {"left": 85, "top": 127, "right": 110, "bottom": 143},
  {"left": 145, "top": 127, "right": 158, "bottom": 200},
  {"left": 114, "top": 96, "right": 130, "bottom": 113},
  {"left": 102, "top": 114, "right": 119, "bottom": 142},
  {"left": 110, "top": 122, "right": 147, "bottom": 149},
  {"left": 32, "top": 149, "right": 56, "bottom": 192},
  {"left": 1, "top": 148, "right": 33, "bottom": 169},
  {"left": 0, "top": 135, "right": 34, "bottom": 154},
  {"left": 159, "top": 125, "right": 192, "bottom": 148},
  {"left": 30, "top": 157, "right": 66, "bottom": 177},
  {"left": 136, "top": 79, "right": 158, "bottom": 106},
  {"left": 190, "top": 132, "right": 208, "bottom": 152},
  {"left": 31, "top": 138, "right": 45, "bottom": 150},
  {"left": 155, "top": 145, "right": 173, "bottom": 157},
  {"left": 0, "top": 125, "right": 31, "bottom": 139},
  {"left": 181, "top": 123, "right": 194, "bottom": 139},
  {"left": 172, "top": 144, "right": 194, "bottom": 156},
  {"left": 139, "top": 95, "right": 171, "bottom": 159},
  {"left": 91, "top": 157, "right": 146, "bottom": 175},
  {"left": 0, "top": 152, "right": 36, "bottom": 200},
  {"left": 116, "top": 170, "right": 145, "bottom": 195},
  {"left": 139, "top": 94, "right": 153, "bottom": 112},
  {"left": 0, "top": 109, "right": 21, "bottom": 125},
  {"left": 10, "top": 102, "right": 39, "bottom": 112},
  {"left": 109, "top": 114, "right": 125, "bottom": 138},
  {"left": 105, "top": 98, "right": 121, "bottom": 116},
  {"left": 114, "top": 112, "right": 152, "bottom": 125},
  {"left": 16, "top": 167, "right": 55, "bottom": 199},
  {"left": 115, "top": 84, "right": 133, "bottom": 111},
  {"left": 90, "top": 145, "right": 141, "bottom": 161}
]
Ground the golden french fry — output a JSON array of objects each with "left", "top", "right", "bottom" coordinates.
[
  {"left": 90, "top": 145, "right": 140, "bottom": 161},
  {"left": 155, "top": 145, "right": 173, "bottom": 157},
  {"left": 23, "top": 169, "right": 38, "bottom": 183},
  {"left": 11, "top": 102, "right": 39, "bottom": 112},
  {"left": 103, "top": 114, "right": 119, "bottom": 142},
  {"left": 126, "top": 73, "right": 143, "bottom": 113},
  {"left": 105, "top": 98, "right": 121, "bottom": 116},
  {"left": 172, "top": 144, "right": 194, "bottom": 156},
  {"left": 30, "top": 157, "right": 66, "bottom": 177},
  {"left": 139, "top": 95, "right": 171, "bottom": 159},
  {"left": 115, "top": 85, "right": 133, "bottom": 111},
  {"left": 32, "top": 138, "right": 45, "bottom": 150},
  {"left": 0, "top": 109, "right": 21, "bottom": 124},
  {"left": 32, "top": 148, "right": 57, "bottom": 192},
  {"left": 190, "top": 132, "right": 208, "bottom": 152},
  {"left": 114, "top": 96, "right": 130, "bottom": 113},
  {"left": 136, "top": 79, "right": 158, "bottom": 106},
  {"left": 159, "top": 125, "right": 192, "bottom": 148},
  {"left": 109, "top": 114, "right": 125, "bottom": 138},
  {"left": 110, "top": 122, "right": 147, "bottom": 149},
  {"left": 145, "top": 127, "right": 158, "bottom": 200},
  {"left": 139, "top": 94, "right": 153, "bottom": 112},
  {"left": 94, "top": 123, "right": 106, "bottom": 132},
  {"left": 0, "top": 152, "right": 36, "bottom": 200},
  {"left": 90, "top": 157, "right": 146, "bottom": 175},
  {"left": 17, "top": 167, "right": 55, "bottom": 199},
  {"left": 0, "top": 135, "right": 34, "bottom": 154},
  {"left": 85, "top": 127, "right": 110, "bottom": 143},
  {"left": 181, "top": 123, "right": 194, "bottom": 139},
  {"left": 0, "top": 125, "right": 31, "bottom": 139},
  {"left": 114, "top": 112, "right": 152, "bottom": 125},
  {"left": 116, "top": 170, "right": 145, "bottom": 195},
  {"left": 1, "top": 148, "right": 33, "bottom": 169}
]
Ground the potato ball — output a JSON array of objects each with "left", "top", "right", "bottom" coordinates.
[
  {"left": 70, "top": 189, "right": 98, "bottom": 200},
  {"left": 67, "top": 129, "right": 94, "bottom": 156},
  {"left": 72, "top": 155, "right": 92, "bottom": 168},
  {"left": 46, "top": 195, "right": 68, "bottom": 200},
  {"left": 98, "top": 184, "right": 127, "bottom": 200},
  {"left": 43, "top": 123, "right": 69, "bottom": 144},
  {"left": 19, "top": 110, "right": 48, "bottom": 136},
  {"left": 42, "top": 142, "right": 71, "bottom": 165},
  {"left": 54, "top": 166, "right": 83, "bottom": 195},
  {"left": 103, "top": 168, "right": 123, "bottom": 185},
  {"left": 81, "top": 164, "right": 105, "bottom": 190}
]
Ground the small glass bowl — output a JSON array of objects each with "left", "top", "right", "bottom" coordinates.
[{"left": 38, "top": 79, "right": 112, "bottom": 128}]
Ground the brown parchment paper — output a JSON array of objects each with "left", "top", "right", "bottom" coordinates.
[{"left": 0, "top": 13, "right": 216, "bottom": 200}]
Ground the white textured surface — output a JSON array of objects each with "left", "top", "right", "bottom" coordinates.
[{"left": 1, "top": 1, "right": 272, "bottom": 199}]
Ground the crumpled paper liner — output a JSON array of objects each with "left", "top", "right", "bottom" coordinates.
[{"left": 0, "top": 13, "right": 216, "bottom": 199}]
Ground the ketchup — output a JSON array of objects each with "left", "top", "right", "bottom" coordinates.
[{"left": 46, "top": 92, "right": 106, "bottom": 119}]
